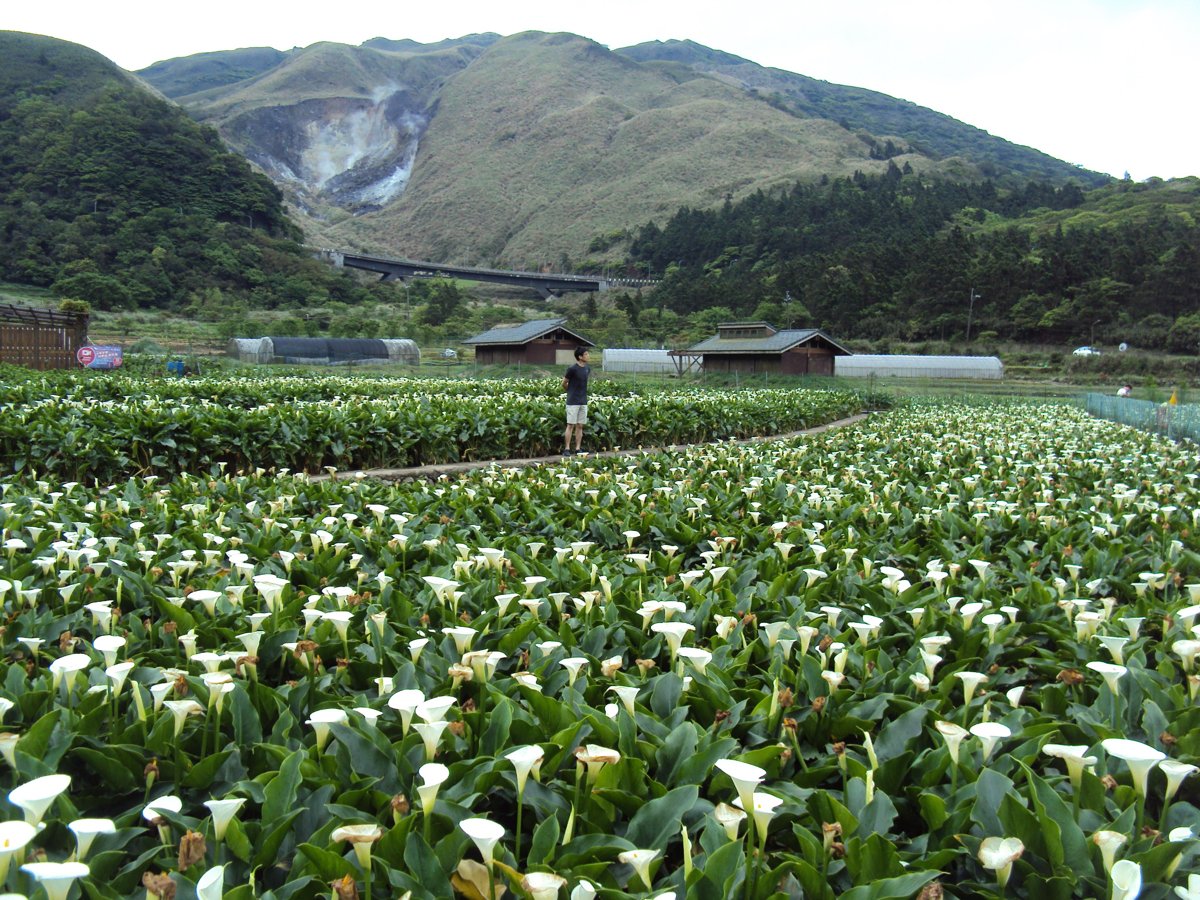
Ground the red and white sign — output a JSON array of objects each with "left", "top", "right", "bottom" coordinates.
[{"left": 76, "top": 345, "right": 123, "bottom": 369}]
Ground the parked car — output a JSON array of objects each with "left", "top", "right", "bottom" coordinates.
[{"left": 1072, "top": 346, "right": 1101, "bottom": 356}]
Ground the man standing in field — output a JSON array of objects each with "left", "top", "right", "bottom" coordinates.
[{"left": 562, "top": 346, "right": 591, "bottom": 456}]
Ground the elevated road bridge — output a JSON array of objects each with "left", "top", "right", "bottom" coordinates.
[{"left": 317, "top": 250, "right": 658, "bottom": 298}]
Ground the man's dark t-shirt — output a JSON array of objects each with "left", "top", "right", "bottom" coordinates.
[{"left": 565, "top": 364, "right": 591, "bottom": 405}]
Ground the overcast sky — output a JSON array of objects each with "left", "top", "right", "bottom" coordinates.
[{"left": 7, "top": 0, "right": 1196, "bottom": 181}]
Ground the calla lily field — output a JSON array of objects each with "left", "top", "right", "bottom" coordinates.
[{"left": 0, "top": 371, "right": 1198, "bottom": 900}]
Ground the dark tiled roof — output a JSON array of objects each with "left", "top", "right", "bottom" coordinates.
[
  {"left": 463, "top": 318, "right": 593, "bottom": 346},
  {"left": 689, "top": 328, "right": 852, "bottom": 355}
]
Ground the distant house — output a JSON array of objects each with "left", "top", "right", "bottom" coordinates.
[
  {"left": 463, "top": 318, "right": 594, "bottom": 366},
  {"left": 689, "top": 323, "right": 851, "bottom": 375}
]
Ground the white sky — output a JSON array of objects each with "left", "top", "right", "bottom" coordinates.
[{"left": 6, "top": 0, "right": 1197, "bottom": 181}]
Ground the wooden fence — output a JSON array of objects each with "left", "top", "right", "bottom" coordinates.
[{"left": 0, "top": 303, "right": 89, "bottom": 370}]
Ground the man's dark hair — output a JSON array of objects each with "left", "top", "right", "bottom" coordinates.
[{"left": 574, "top": 346, "right": 589, "bottom": 360}]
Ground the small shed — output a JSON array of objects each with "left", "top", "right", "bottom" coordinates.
[
  {"left": 602, "top": 349, "right": 675, "bottom": 375},
  {"left": 0, "top": 302, "right": 89, "bottom": 370},
  {"left": 688, "top": 323, "right": 851, "bottom": 376},
  {"left": 226, "top": 337, "right": 420, "bottom": 366},
  {"left": 463, "top": 318, "right": 594, "bottom": 366},
  {"left": 835, "top": 354, "right": 1004, "bottom": 379}
]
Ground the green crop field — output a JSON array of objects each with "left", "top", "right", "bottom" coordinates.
[{"left": 0, "top": 374, "right": 1196, "bottom": 899}]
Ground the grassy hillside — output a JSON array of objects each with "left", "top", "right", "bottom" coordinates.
[
  {"left": 618, "top": 39, "right": 1110, "bottom": 189},
  {"left": 324, "top": 31, "right": 958, "bottom": 265},
  {"left": 178, "top": 41, "right": 479, "bottom": 113},
  {"left": 360, "top": 33, "right": 502, "bottom": 55},
  {"left": 145, "top": 30, "right": 1102, "bottom": 266},
  {"left": 136, "top": 46, "right": 290, "bottom": 98}
]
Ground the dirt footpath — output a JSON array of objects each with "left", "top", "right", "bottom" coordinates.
[{"left": 317, "top": 412, "right": 870, "bottom": 483}]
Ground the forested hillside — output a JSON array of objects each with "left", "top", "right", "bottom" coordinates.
[
  {"left": 0, "top": 32, "right": 392, "bottom": 315},
  {"left": 626, "top": 171, "right": 1200, "bottom": 349}
]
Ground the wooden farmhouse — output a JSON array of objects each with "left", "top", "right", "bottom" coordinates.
[
  {"left": 463, "top": 318, "right": 594, "bottom": 366},
  {"left": 689, "top": 322, "right": 852, "bottom": 375}
]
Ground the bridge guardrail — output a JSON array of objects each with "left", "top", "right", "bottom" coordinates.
[{"left": 314, "top": 248, "right": 659, "bottom": 291}]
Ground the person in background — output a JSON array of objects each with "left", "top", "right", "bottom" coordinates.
[
  {"left": 562, "top": 347, "right": 591, "bottom": 456},
  {"left": 1117, "top": 384, "right": 1132, "bottom": 397}
]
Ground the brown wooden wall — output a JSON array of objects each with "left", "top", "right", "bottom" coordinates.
[
  {"left": 782, "top": 346, "right": 835, "bottom": 376},
  {"left": 526, "top": 338, "right": 578, "bottom": 364},
  {"left": 0, "top": 321, "right": 87, "bottom": 370},
  {"left": 476, "top": 337, "right": 582, "bottom": 366},
  {"left": 475, "top": 346, "right": 526, "bottom": 366},
  {"left": 703, "top": 354, "right": 781, "bottom": 374},
  {"left": 702, "top": 346, "right": 838, "bottom": 376}
]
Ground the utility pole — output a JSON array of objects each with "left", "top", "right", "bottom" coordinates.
[{"left": 965, "top": 288, "right": 980, "bottom": 342}]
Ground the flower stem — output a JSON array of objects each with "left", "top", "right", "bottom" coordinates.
[
  {"left": 743, "top": 815, "right": 757, "bottom": 899},
  {"left": 573, "top": 765, "right": 584, "bottom": 835},
  {"left": 306, "top": 656, "right": 317, "bottom": 721},
  {"left": 515, "top": 795, "right": 524, "bottom": 866},
  {"left": 210, "top": 702, "right": 220, "bottom": 756}
]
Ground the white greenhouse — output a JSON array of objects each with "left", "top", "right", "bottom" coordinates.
[
  {"left": 602, "top": 348, "right": 677, "bottom": 375},
  {"left": 834, "top": 354, "right": 1004, "bottom": 380},
  {"left": 226, "top": 337, "right": 420, "bottom": 366}
]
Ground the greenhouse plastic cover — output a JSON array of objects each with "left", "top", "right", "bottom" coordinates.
[{"left": 835, "top": 355, "right": 1003, "bottom": 379}]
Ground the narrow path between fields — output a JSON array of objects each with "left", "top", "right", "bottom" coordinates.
[{"left": 320, "top": 412, "right": 871, "bottom": 483}]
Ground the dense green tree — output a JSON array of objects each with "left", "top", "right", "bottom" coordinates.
[
  {"left": 1167, "top": 312, "right": 1200, "bottom": 354},
  {"left": 50, "top": 271, "right": 131, "bottom": 310},
  {"left": 418, "top": 279, "right": 465, "bottom": 326}
]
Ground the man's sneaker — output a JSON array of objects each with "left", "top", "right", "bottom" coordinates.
[{"left": 562, "top": 449, "right": 574, "bottom": 457}]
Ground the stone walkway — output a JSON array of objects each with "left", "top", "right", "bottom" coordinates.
[{"left": 320, "top": 412, "right": 870, "bottom": 482}]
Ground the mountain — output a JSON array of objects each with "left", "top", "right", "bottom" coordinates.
[
  {"left": 137, "top": 46, "right": 294, "bottom": 99},
  {"left": 617, "top": 39, "right": 1108, "bottom": 187},
  {"left": 169, "top": 39, "right": 489, "bottom": 219},
  {"left": 359, "top": 34, "right": 502, "bottom": 56},
  {"left": 140, "top": 31, "right": 1108, "bottom": 266}
]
